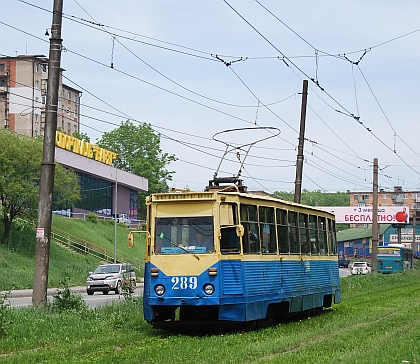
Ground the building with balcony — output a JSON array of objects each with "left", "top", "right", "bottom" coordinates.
[
  {"left": 0, "top": 55, "right": 81, "bottom": 137},
  {"left": 1, "top": 55, "right": 148, "bottom": 222},
  {"left": 347, "top": 186, "right": 420, "bottom": 228}
]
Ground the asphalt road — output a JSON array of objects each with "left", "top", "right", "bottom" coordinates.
[
  {"left": 6, "top": 270, "right": 349, "bottom": 308},
  {"left": 6, "top": 284, "right": 144, "bottom": 309}
]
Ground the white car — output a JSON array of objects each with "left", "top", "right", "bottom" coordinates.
[{"left": 350, "top": 262, "right": 372, "bottom": 275}]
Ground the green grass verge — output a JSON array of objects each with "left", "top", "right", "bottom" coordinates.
[
  {"left": 1, "top": 268, "right": 420, "bottom": 363},
  {"left": 0, "top": 216, "right": 145, "bottom": 290}
]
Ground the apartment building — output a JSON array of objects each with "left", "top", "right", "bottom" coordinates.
[
  {"left": 348, "top": 186, "right": 420, "bottom": 227},
  {"left": 0, "top": 55, "right": 81, "bottom": 137}
]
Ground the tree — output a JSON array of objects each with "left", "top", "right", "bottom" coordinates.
[
  {"left": 0, "top": 130, "right": 80, "bottom": 243},
  {"left": 272, "top": 189, "right": 350, "bottom": 231},
  {"left": 97, "top": 121, "right": 176, "bottom": 219},
  {"left": 272, "top": 189, "right": 349, "bottom": 207}
]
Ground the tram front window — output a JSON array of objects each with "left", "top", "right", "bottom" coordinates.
[{"left": 154, "top": 216, "right": 214, "bottom": 254}]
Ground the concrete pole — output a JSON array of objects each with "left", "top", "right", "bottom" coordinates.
[
  {"left": 412, "top": 212, "right": 416, "bottom": 268},
  {"left": 371, "top": 158, "right": 379, "bottom": 272},
  {"left": 294, "top": 80, "right": 308, "bottom": 204},
  {"left": 32, "top": 0, "right": 63, "bottom": 307}
]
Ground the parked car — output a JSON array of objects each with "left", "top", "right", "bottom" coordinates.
[
  {"left": 112, "top": 213, "right": 131, "bottom": 226},
  {"left": 350, "top": 262, "right": 372, "bottom": 275},
  {"left": 86, "top": 263, "right": 136, "bottom": 295}
]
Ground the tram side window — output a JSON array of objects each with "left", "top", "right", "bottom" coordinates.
[
  {"left": 241, "top": 204, "right": 260, "bottom": 254},
  {"left": 288, "top": 211, "right": 299, "bottom": 254},
  {"left": 276, "top": 208, "right": 289, "bottom": 254},
  {"left": 328, "top": 218, "right": 337, "bottom": 256},
  {"left": 309, "top": 215, "right": 319, "bottom": 255},
  {"left": 259, "top": 206, "right": 276, "bottom": 254},
  {"left": 318, "top": 216, "right": 327, "bottom": 255},
  {"left": 299, "top": 213, "right": 310, "bottom": 255}
]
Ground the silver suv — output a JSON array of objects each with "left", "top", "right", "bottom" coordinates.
[{"left": 86, "top": 263, "right": 136, "bottom": 295}]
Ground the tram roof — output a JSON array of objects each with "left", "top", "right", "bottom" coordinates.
[{"left": 154, "top": 187, "right": 335, "bottom": 217}]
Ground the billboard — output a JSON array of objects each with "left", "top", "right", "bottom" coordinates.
[{"left": 318, "top": 206, "right": 409, "bottom": 224}]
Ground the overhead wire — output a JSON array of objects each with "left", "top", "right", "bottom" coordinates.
[{"left": 4, "top": 2, "right": 420, "bottom": 189}]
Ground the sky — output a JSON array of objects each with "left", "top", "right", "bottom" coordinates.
[{"left": 2, "top": 0, "right": 420, "bottom": 194}]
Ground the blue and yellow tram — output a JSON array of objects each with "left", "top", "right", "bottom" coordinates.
[{"left": 141, "top": 184, "right": 340, "bottom": 327}]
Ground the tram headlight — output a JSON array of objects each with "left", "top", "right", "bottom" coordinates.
[
  {"left": 154, "top": 284, "right": 165, "bottom": 296},
  {"left": 203, "top": 283, "right": 214, "bottom": 295}
]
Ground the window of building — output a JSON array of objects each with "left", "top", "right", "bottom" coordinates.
[
  {"left": 34, "top": 63, "right": 39, "bottom": 73},
  {"left": 383, "top": 194, "right": 388, "bottom": 200},
  {"left": 0, "top": 79, "right": 6, "bottom": 87},
  {"left": 362, "top": 194, "right": 370, "bottom": 200},
  {"left": 74, "top": 94, "right": 78, "bottom": 103},
  {"left": 41, "top": 63, "right": 47, "bottom": 72},
  {"left": 35, "top": 80, "right": 39, "bottom": 89},
  {"left": 67, "top": 108, "right": 71, "bottom": 116},
  {"left": 0, "top": 63, "right": 5, "bottom": 72},
  {"left": 353, "top": 194, "right": 358, "bottom": 200},
  {"left": 42, "top": 96, "right": 46, "bottom": 105},
  {"left": 403, "top": 194, "right": 408, "bottom": 199},
  {"left": 67, "top": 91, "right": 71, "bottom": 100},
  {"left": 59, "top": 173, "right": 112, "bottom": 213},
  {"left": 35, "top": 114, "right": 38, "bottom": 123}
]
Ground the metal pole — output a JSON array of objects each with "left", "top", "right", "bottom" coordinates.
[
  {"left": 294, "top": 80, "right": 308, "bottom": 204},
  {"left": 114, "top": 167, "right": 117, "bottom": 263},
  {"left": 371, "top": 158, "right": 379, "bottom": 272},
  {"left": 32, "top": 0, "right": 63, "bottom": 307}
]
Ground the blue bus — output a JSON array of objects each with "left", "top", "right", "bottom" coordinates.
[
  {"left": 136, "top": 181, "right": 340, "bottom": 329},
  {"left": 377, "top": 244, "right": 413, "bottom": 274}
]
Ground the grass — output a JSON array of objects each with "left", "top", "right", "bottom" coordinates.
[
  {"left": 0, "top": 216, "right": 145, "bottom": 291},
  {"left": 0, "top": 267, "right": 420, "bottom": 362},
  {"left": 1, "top": 217, "right": 420, "bottom": 363}
]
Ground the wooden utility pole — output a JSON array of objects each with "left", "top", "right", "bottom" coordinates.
[
  {"left": 294, "top": 80, "right": 308, "bottom": 204},
  {"left": 371, "top": 158, "right": 379, "bottom": 272},
  {"left": 32, "top": 0, "right": 63, "bottom": 307}
]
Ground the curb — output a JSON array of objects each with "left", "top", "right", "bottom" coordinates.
[{"left": 4, "top": 282, "right": 143, "bottom": 298}]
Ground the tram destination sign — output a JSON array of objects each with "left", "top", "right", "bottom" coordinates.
[{"left": 317, "top": 206, "right": 409, "bottom": 224}]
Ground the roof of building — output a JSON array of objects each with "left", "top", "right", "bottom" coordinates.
[{"left": 336, "top": 224, "right": 391, "bottom": 242}]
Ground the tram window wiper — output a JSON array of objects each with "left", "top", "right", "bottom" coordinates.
[{"left": 159, "top": 233, "right": 199, "bottom": 260}]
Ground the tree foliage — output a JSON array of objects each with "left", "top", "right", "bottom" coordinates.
[
  {"left": 272, "top": 189, "right": 350, "bottom": 207},
  {"left": 272, "top": 189, "right": 351, "bottom": 231},
  {"left": 0, "top": 130, "right": 80, "bottom": 243},
  {"left": 97, "top": 121, "right": 176, "bottom": 218}
]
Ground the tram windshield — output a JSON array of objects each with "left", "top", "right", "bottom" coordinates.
[{"left": 154, "top": 216, "right": 214, "bottom": 254}]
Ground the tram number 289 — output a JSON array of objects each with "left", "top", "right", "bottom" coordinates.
[{"left": 171, "top": 276, "right": 198, "bottom": 290}]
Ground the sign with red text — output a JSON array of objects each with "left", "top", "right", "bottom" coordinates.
[{"left": 317, "top": 206, "right": 409, "bottom": 224}]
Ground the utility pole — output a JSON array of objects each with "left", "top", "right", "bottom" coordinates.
[
  {"left": 371, "top": 158, "right": 379, "bottom": 272},
  {"left": 412, "top": 211, "right": 416, "bottom": 268},
  {"left": 294, "top": 79, "right": 308, "bottom": 204},
  {"left": 32, "top": 0, "right": 63, "bottom": 307}
]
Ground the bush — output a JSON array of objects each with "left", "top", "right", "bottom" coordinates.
[
  {"left": 85, "top": 213, "right": 98, "bottom": 223},
  {"left": 0, "top": 289, "right": 11, "bottom": 338},
  {"left": 50, "top": 278, "right": 88, "bottom": 313}
]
